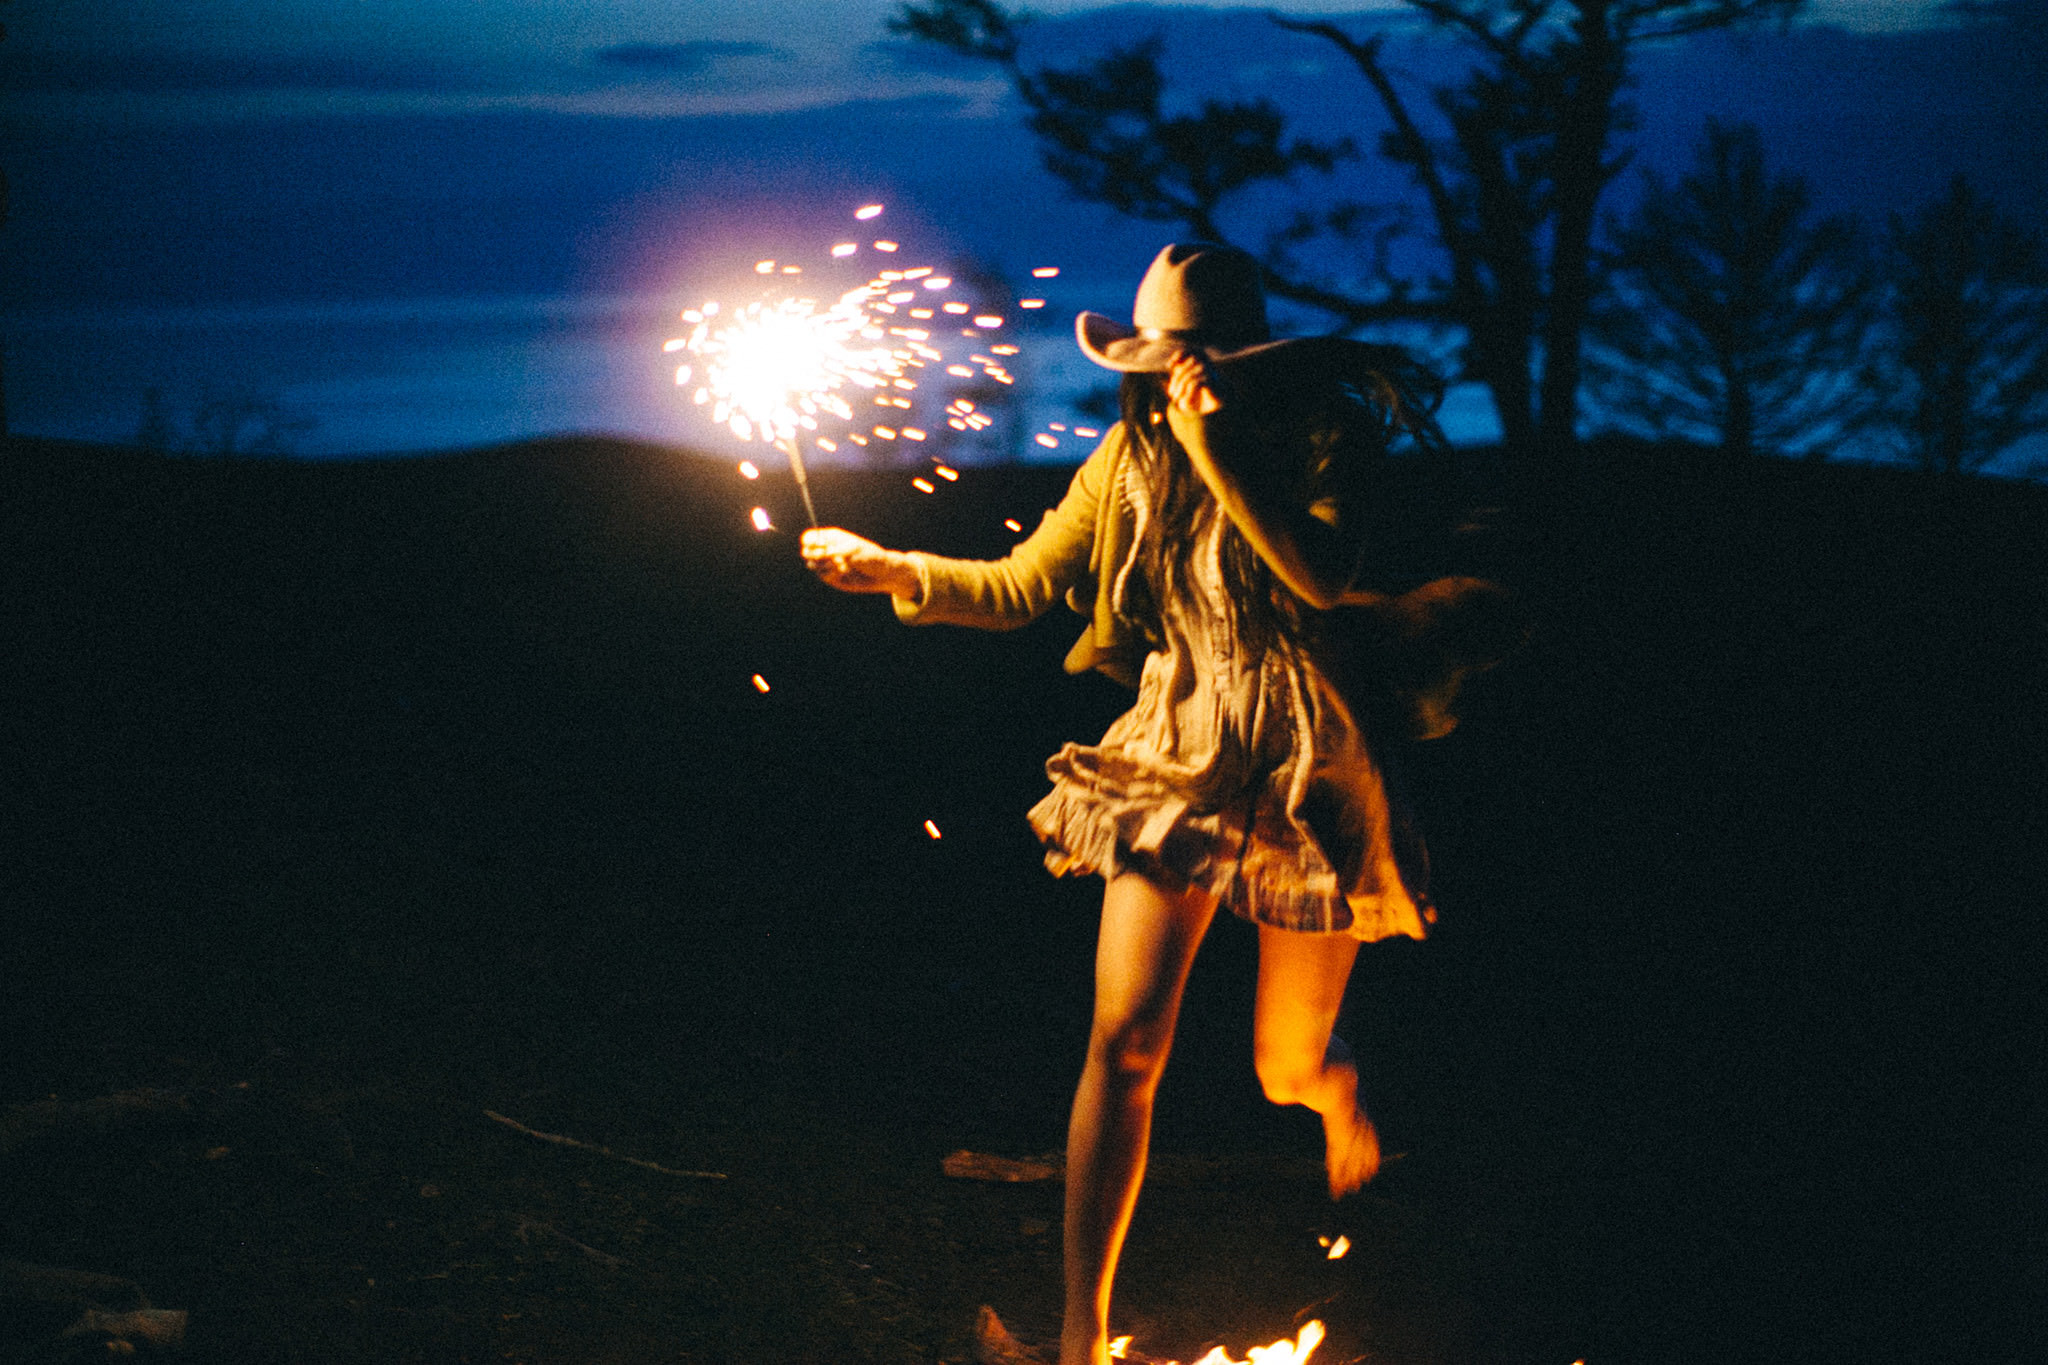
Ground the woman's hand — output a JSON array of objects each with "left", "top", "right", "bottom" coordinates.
[
  {"left": 1167, "top": 349, "right": 1224, "bottom": 416},
  {"left": 800, "top": 527, "right": 921, "bottom": 599}
]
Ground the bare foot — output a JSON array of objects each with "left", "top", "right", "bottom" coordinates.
[{"left": 1323, "top": 1104, "right": 1381, "bottom": 1199}]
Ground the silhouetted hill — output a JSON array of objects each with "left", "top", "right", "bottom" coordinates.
[{"left": 3, "top": 434, "right": 2043, "bottom": 1364}]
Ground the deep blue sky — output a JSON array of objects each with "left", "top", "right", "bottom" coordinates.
[{"left": 3, "top": 1, "right": 2042, "bottom": 459}]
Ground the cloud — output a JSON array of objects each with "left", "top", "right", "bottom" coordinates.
[
  {"left": 590, "top": 40, "right": 786, "bottom": 77},
  {"left": 0, "top": 48, "right": 457, "bottom": 94}
]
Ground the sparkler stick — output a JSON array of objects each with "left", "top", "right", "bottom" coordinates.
[{"left": 778, "top": 435, "right": 820, "bottom": 528}]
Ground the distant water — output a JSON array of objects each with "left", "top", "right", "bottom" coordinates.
[
  {"left": 7, "top": 291, "right": 2035, "bottom": 474},
  {"left": 1, "top": 291, "right": 1506, "bottom": 463}
]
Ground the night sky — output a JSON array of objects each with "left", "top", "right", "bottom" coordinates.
[{"left": 4, "top": 1, "right": 2042, "bottom": 459}]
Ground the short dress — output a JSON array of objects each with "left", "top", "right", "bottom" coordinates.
[{"left": 1025, "top": 491, "right": 1434, "bottom": 942}]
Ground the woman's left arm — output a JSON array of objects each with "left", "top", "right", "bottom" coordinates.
[{"left": 1165, "top": 352, "right": 1364, "bottom": 610}]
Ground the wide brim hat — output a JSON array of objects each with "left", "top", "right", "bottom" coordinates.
[{"left": 1076, "top": 242, "right": 1293, "bottom": 373}]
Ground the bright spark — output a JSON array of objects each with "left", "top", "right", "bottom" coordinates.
[
  {"left": 856, "top": 204, "right": 884, "bottom": 220},
  {"left": 738, "top": 460, "right": 761, "bottom": 479},
  {"left": 1032, "top": 266, "right": 1060, "bottom": 278},
  {"left": 750, "top": 507, "right": 773, "bottom": 531},
  {"left": 924, "top": 819, "right": 942, "bottom": 839},
  {"left": 1004, "top": 518, "right": 1022, "bottom": 532},
  {"left": 912, "top": 477, "right": 935, "bottom": 493},
  {"left": 751, "top": 674, "right": 771, "bottom": 693}
]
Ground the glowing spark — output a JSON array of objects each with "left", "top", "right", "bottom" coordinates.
[
  {"left": 1032, "top": 266, "right": 1060, "bottom": 278},
  {"left": 677, "top": 290, "right": 914, "bottom": 448},
  {"left": 831, "top": 242, "right": 858, "bottom": 257},
  {"left": 947, "top": 365, "right": 973, "bottom": 377},
  {"left": 943, "top": 302, "right": 970, "bottom": 314},
  {"left": 817, "top": 438, "right": 836, "bottom": 452},
  {"left": 924, "top": 819, "right": 942, "bottom": 839},
  {"left": 904, "top": 267, "right": 933, "bottom": 279},
  {"left": 1326, "top": 1235, "right": 1350, "bottom": 1259},
  {"left": 990, "top": 344, "right": 1019, "bottom": 355},
  {"left": 910, "top": 308, "right": 934, "bottom": 319},
  {"left": 1004, "top": 518, "right": 1022, "bottom": 532},
  {"left": 1035, "top": 434, "right": 1059, "bottom": 448},
  {"left": 1110, "top": 1338, "right": 1132, "bottom": 1358},
  {"left": 752, "top": 674, "right": 771, "bottom": 693},
  {"left": 912, "top": 477, "right": 936, "bottom": 493},
  {"left": 781, "top": 265, "right": 802, "bottom": 274},
  {"left": 738, "top": 460, "right": 761, "bottom": 479},
  {"left": 933, "top": 464, "right": 958, "bottom": 480},
  {"left": 1020, "top": 299, "right": 1046, "bottom": 308},
  {"left": 663, "top": 338, "right": 687, "bottom": 352},
  {"left": 856, "top": 203, "right": 884, "bottom": 219},
  {"left": 875, "top": 425, "right": 898, "bottom": 439},
  {"left": 902, "top": 427, "right": 927, "bottom": 441},
  {"left": 1050, "top": 422, "right": 1067, "bottom": 431},
  {"left": 923, "top": 276, "right": 952, "bottom": 290},
  {"left": 1076, "top": 427, "right": 1100, "bottom": 438},
  {"left": 974, "top": 315, "right": 1003, "bottom": 328},
  {"left": 750, "top": 507, "right": 773, "bottom": 531},
  {"left": 874, "top": 240, "right": 899, "bottom": 251},
  {"left": 756, "top": 260, "right": 775, "bottom": 273}
]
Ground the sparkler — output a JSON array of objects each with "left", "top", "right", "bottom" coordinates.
[{"left": 667, "top": 204, "right": 1036, "bottom": 527}]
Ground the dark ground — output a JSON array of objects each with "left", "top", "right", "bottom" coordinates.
[{"left": 2, "top": 435, "right": 2043, "bottom": 1364}]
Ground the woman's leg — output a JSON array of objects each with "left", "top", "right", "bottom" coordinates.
[
  {"left": 1062, "top": 871, "right": 1217, "bottom": 1365},
  {"left": 1251, "top": 924, "right": 1378, "bottom": 1198}
]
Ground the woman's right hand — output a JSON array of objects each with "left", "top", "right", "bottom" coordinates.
[{"left": 800, "top": 527, "right": 922, "bottom": 599}]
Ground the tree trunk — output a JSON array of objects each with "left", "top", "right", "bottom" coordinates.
[{"left": 1536, "top": 3, "right": 1624, "bottom": 464}]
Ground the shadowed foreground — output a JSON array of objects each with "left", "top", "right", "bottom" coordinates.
[{"left": 3, "top": 436, "right": 2043, "bottom": 1364}]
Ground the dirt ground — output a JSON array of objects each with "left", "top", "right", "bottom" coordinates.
[{"left": 4, "top": 438, "right": 2044, "bottom": 1363}]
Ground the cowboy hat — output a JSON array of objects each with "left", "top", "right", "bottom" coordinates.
[{"left": 1075, "top": 242, "right": 1291, "bottom": 373}]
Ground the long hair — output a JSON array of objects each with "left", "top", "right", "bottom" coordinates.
[{"left": 1117, "top": 348, "right": 1445, "bottom": 654}]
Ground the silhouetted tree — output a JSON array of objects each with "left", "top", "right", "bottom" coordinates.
[
  {"left": 136, "top": 388, "right": 174, "bottom": 452},
  {"left": 1586, "top": 119, "right": 1876, "bottom": 460},
  {"left": 891, "top": 0, "right": 1804, "bottom": 467},
  {"left": 1878, "top": 176, "right": 2048, "bottom": 475}
]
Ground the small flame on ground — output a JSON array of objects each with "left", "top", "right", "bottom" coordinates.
[
  {"left": 856, "top": 203, "right": 884, "bottom": 219},
  {"left": 1112, "top": 1322, "right": 1325, "bottom": 1365},
  {"left": 924, "top": 819, "right": 942, "bottom": 839},
  {"left": 750, "top": 507, "right": 773, "bottom": 531},
  {"left": 751, "top": 674, "right": 771, "bottom": 693}
]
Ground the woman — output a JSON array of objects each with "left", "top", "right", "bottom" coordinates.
[{"left": 801, "top": 244, "right": 1506, "bottom": 1365}]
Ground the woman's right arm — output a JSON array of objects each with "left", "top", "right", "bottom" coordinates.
[{"left": 799, "top": 435, "right": 1111, "bottom": 631}]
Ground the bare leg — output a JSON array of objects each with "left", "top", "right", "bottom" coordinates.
[
  {"left": 1251, "top": 924, "right": 1379, "bottom": 1198},
  {"left": 1061, "top": 872, "right": 1217, "bottom": 1365}
]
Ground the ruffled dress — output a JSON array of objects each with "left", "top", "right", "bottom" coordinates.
[{"left": 1026, "top": 493, "right": 1433, "bottom": 942}]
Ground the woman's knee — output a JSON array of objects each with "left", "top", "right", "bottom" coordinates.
[
  {"left": 1089, "top": 1013, "right": 1176, "bottom": 1088},
  {"left": 1252, "top": 1038, "right": 1326, "bottom": 1106}
]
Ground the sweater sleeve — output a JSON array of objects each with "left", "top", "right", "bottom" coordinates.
[{"left": 890, "top": 433, "right": 1112, "bottom": 631}]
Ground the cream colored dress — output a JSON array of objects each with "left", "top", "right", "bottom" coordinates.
[{"left": 1025, "top": 494, "right": 1432, "bottom": 942}]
